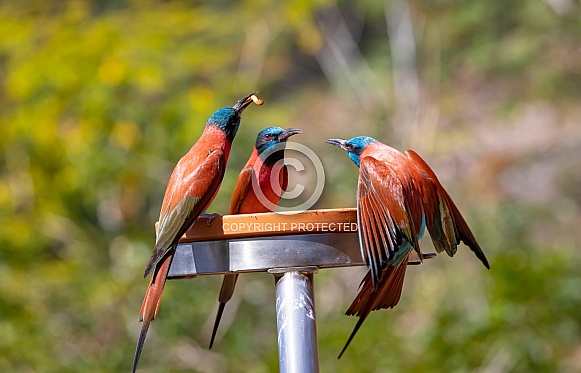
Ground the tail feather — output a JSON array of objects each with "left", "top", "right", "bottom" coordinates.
[
  {"left": 133, "top": 254, "right": 173, "bottom": 372},
  {"left": 132, "top": 321, "right": 150, "bottom": 373},
  {"left": 345, "top": 272, "right": 373, "bottom": 317},
  {"left": 338, "top": 314, "right": 368, "bottom": 359},
  {"left": 341, "top": 257, "right": 409, "bottom": 358},
  {"left": 346, "top": 257, "right": 408, "bottom": 316},
  {"left": 209, "top": 274, "right": 239, "bottom": 348},
  {"left": 209, "top": 303, "right": 226, "bottom": 349},
  {"left": 372, "top": 258, "right": 408, "bottom": 311}
]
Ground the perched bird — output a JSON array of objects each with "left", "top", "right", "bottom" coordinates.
[
  {"left": 326, "top": 136, "right": 490, "bottom": 358},
  {"left": 209, "top": 126, "right": 302, "bottom": 348},
  {"left": 132, "top": 93, "right": 262, "bottom": 373}
]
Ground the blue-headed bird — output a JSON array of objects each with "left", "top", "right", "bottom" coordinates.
[
  {"left": 209, "top": 126, "right": 302, "bottom": 348},
  {"left": 326, "top": 136, "right": 489, "bottom": 358},
  {"left": 132, "top": 93, "right": 262, "bottom": 372}
]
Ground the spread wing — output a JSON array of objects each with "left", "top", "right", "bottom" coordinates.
[
  {"left": 340, "top": 157, "right": 422, "bottom": 358},
  {"left": 144, "top": 148, "right": 226, "bottom": 276},
  {"left": 357, "top": 157, "right": 421, "bottom": 287},
  {"left": 405, "top": 149, "right": 489, "bottom": 269}
]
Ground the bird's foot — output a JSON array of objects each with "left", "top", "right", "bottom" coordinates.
[
  {"left": 200, "top": 212, "right": 221, "bottom": 227},
  {"left": 408, "top": 252, "right": 437, "bottom": 265}
]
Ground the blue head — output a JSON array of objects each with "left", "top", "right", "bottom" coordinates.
[
  {"left": 207, "top": 93, "right": 259, "bottom": 142},
  {"left": 325, "top": 136, "right": 378, "bottom": 167},
  {"left": 255, "top": 126, "right": 302, "bottom": 165}
]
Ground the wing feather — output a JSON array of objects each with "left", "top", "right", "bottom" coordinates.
[
  {"left": 229, "top": 166, "right": 253, "bottom": 214},
  {"left": 341, "top": 155, "right": 425, "bottom": 358},
  {"left": 405, "top": 149, "right": 489, "bottom": 269},
  {"left": 144, "top": 149, "right": 226, "bottom": 276},
  {"left": 357, "top": 157, "right": 420, "bottom": 286}
]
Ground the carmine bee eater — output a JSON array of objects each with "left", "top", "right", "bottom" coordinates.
[
  {"left": 326, "top": 136, "right": 489, "bottom": 358},
  {"left": 132, "top": 93, "right": 263, "bottom": 373},
  {"left": 209, "top": 126, "right": 302, "bottom": 348}
]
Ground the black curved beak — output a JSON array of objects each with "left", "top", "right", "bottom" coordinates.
[
  {"left": 325, "top": 138, "right": 349, "bottom": 152},
  {"left": 233, "top": 92, "right": 258, "bottom": 115},
  {"left": 278, "top": 128, "right": 302, "bottom": 141}
]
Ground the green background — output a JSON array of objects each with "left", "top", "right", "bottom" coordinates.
[{"left": 1, "top": 1, "right": 580, "bottom": 372}]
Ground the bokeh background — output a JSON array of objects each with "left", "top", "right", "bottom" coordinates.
[{"left": 1, "top": 1, "right": 580, "bottom": 372}]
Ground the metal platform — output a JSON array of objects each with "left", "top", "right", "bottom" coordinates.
[{"left": 168, "top": 232, "right": 363, "bottom": 279}]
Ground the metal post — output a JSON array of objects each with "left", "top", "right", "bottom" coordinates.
[{"left": 269, "top": 267, "right": 319, "bottom": 373}]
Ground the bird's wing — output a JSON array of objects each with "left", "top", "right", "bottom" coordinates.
[
  {"left": 229, "top": 165, "right": 253, "bottom": 215},
  {"left": 341, "top": 156, "right": 421, "bottom": 359},
  {"left": 405, "top": 149, "right": 489, "bottom": 269},
  {"left": 144, "top": 148, "right": 227, "bottom": 277},
  {"left": 357, "top": 156, "right": 420, "bottom": 287}
]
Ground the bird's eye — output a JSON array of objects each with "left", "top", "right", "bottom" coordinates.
[{"left": 264, "top": 134, "right": 272, "bottom": 140}]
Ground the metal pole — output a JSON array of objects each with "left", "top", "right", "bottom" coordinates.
[{"left": 269, "top": 267, "right": 320, "bottom": 373}]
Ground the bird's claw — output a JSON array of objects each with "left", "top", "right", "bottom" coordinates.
[
  {"left": 408, "top": 252, "right": 437, "bottom": 265},
  {"left": 200, "top": 213, "right": 221, "bottom": 227}
]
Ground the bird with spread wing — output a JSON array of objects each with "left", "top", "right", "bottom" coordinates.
[{"left": 326, "top": 136, "right": 490, "bottom": 358}]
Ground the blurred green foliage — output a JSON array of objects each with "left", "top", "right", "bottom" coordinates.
[{"left": 1, "top": 0, "right": 580, "bottom": 372}]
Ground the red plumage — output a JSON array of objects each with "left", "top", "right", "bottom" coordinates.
[
  {"left": 134, "top": 127, "right": 228, "bottom": 372},
  {"left": 229, "top": 147, "right": 288, "bottom": 216},
  {"left": 132, "top": 94, "right": 259, "bottom": 373},
  {"left": 327, "top": 137, "right": 489, "bottom": 358},
  {"left": 209, "top": 127, "right": 300, "bottom": 349}
]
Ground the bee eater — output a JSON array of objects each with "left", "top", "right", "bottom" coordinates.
[
  {"left": 132, "top": 93, "right": 262, "bottom": 372},
  {"left": 326, "top": 136, "right": 489, "bottom": 358},
  {"left": 209, "top": 126, "right": 302, "bottom": 348}
]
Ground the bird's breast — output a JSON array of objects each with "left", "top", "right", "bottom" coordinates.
[{"left": 237, "top": 159, "right": 285, "bottom": 214}]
